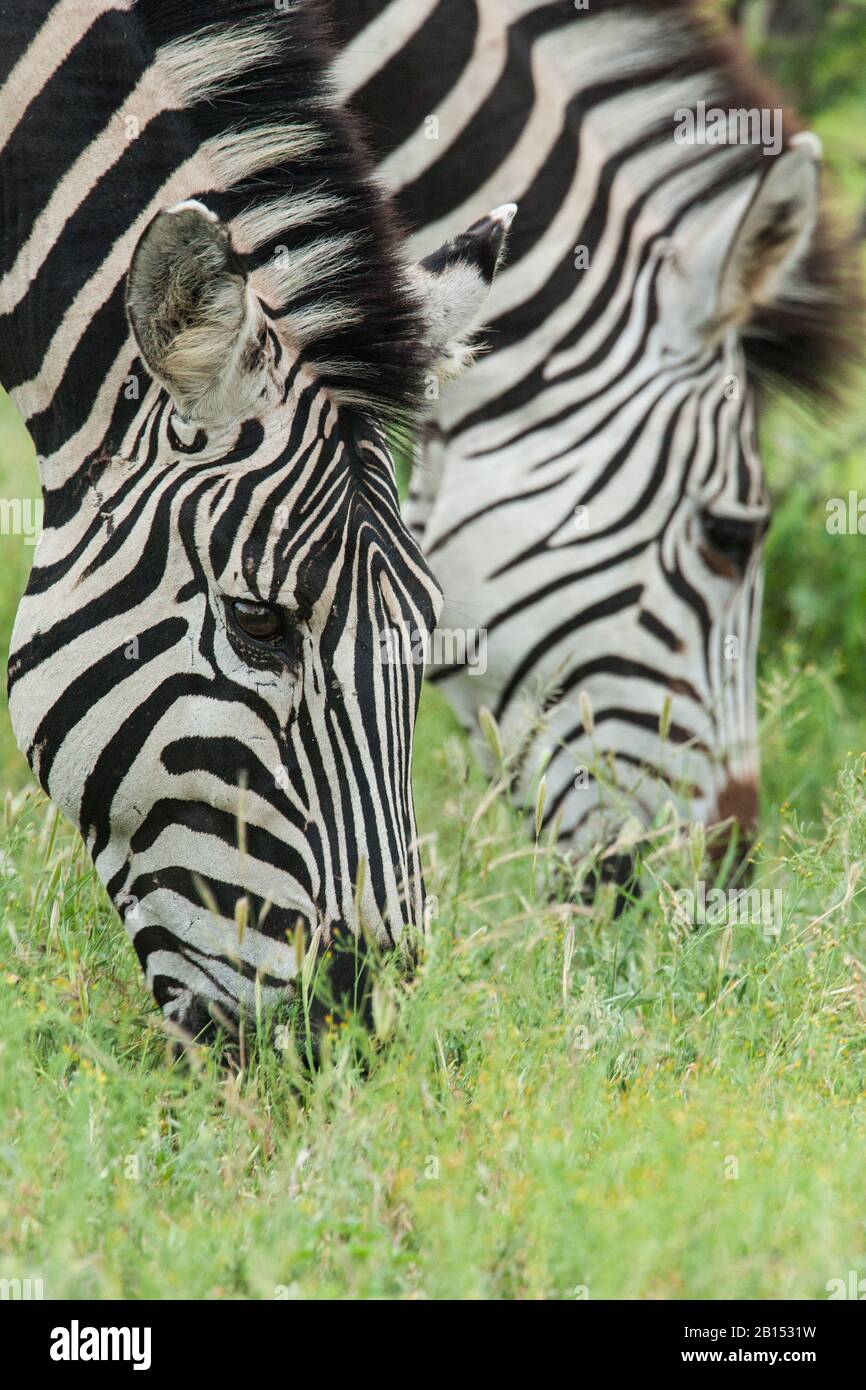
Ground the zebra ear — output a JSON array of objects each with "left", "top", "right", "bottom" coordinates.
[
  {"left": 659, "top": 136, "right": 820, "bottom": 349},
  {"left": 411, "top": 204, "right": 517, "bottom": 379},
  {"left": 126, "top": 201, "right": 267, "bottom": 422}
]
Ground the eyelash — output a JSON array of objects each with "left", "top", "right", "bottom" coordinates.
[{"left": 224, "top": 598, "right": 300, "bottom": 666}]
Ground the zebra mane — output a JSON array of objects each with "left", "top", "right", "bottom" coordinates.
[
  {"left": 134, "top": 0, "right": 426, "bottom": 422},
  {"left": 592, "top": 0, "right": 864, "bottom": 403}
]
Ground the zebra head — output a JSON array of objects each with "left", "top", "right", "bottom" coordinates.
[
  {"left": 405, "top": 140, "right": 858, "bottom": 876},
  {"left": 329, "top": 3, "right": 861, "bottom": 883},
  {"left": 8, "top": 199, "right": 511, "bottom": 1041},
  {"left": 0, "top": 0, "right": 512, "bottom": 1041},
  {"left": 433, "top": 137, "right": 835, "bottom": 869}
]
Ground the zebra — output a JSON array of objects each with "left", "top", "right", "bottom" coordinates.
[
  {"left": 0, "top": 0, "right": 515, "bottom": 1044},
  {"left": 330, "top": 0, "right": 863, "bottom": 874}
]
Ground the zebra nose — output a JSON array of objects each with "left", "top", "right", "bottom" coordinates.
[{"left": 711, "top": 777, "right": 759, "bottom": 863}]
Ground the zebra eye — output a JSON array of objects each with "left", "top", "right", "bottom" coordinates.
[
  {"left": 699, "top": 513, "right": 767, "bottom": 577},
  {"left": 230, "top": 599, "right": 283, "bottom": 643}
]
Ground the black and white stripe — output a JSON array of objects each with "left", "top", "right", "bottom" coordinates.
[{"left": 331, "top": 0, "right": 863, "bottom": 858}]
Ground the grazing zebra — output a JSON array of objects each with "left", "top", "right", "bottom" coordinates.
[
  {"left": 331, "top": 0, "right": 863, "bottom": 869},
  {"left": 0, "top": 0, "right": 513, "bottom": 1042}
]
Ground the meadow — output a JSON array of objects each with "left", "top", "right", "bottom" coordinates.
[{"left": 1, "top": 3, "right": 866, "bottom": 1301}]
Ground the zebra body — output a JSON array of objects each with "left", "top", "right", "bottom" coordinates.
[
  {"left": 0, "top": 0, "right": 512, "bottom": 1038},
  {"left": 331, "top": 0, "right": 862, "bottom": 861}
]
